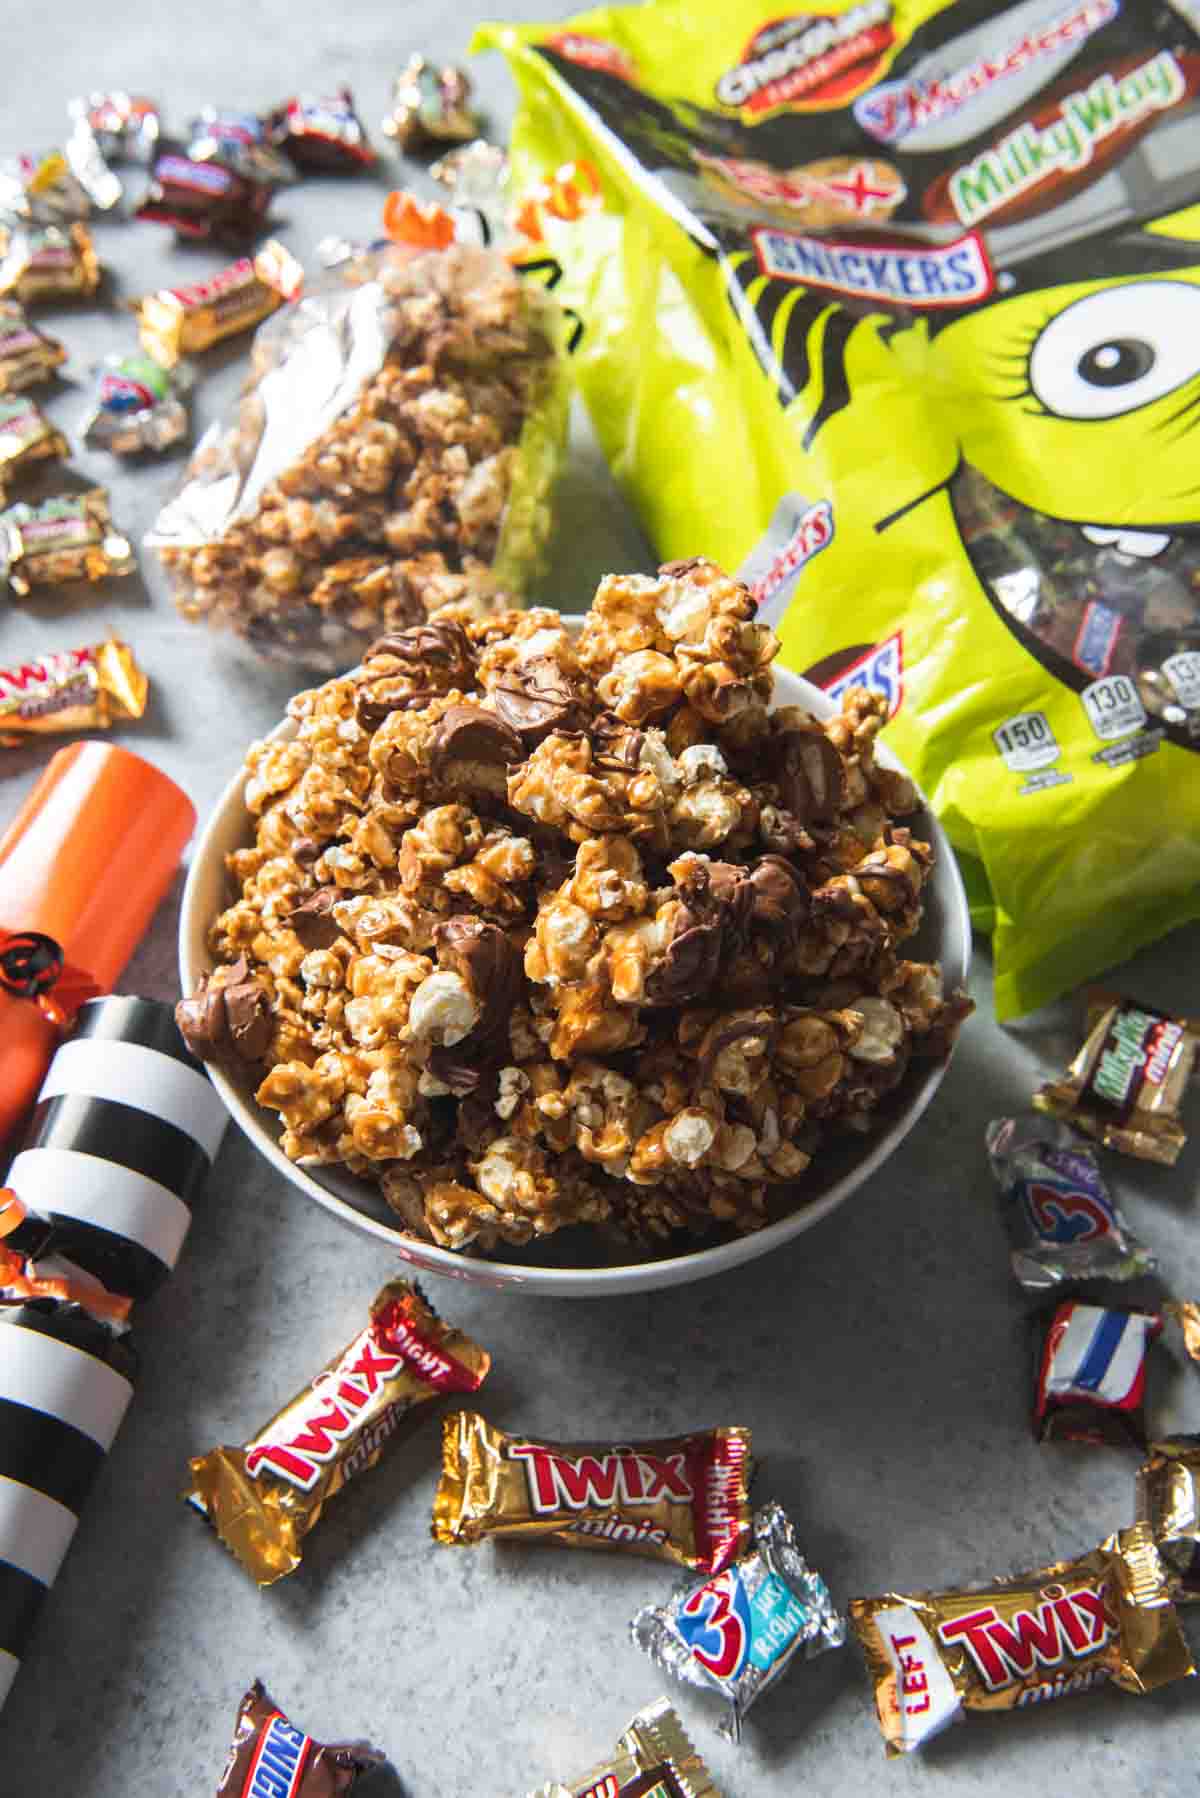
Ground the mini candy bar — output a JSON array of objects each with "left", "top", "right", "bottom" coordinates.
[
  {"left": 1, "top": 489, "right": 134, "bottom": 595},
  {"left": 985, "top": 1115, "right": 1155, "bottom": 1292},
  {"left": 186, "top": 109, "right": 298, "bottom": 186},
  {"left": 0, "top": 639, "right": 147, "bottom": 742},
  {"left": 0, "top": 223, "right": 100, "bottom": 304},
  {"left": 530, "top": 1698, "right": 723, "bottom": 1798},
  {"left": 0, "top": 152, "right": 91, "bottom": 225},
  {"left": 267, "top": 87, "right": 375, "bottom": 171},
  {"left": 68, "top": 93, "right": 159, "bottom": 164},
  {"left": 433, "top": 1413, "right": 752, "bottom": 1572},
  {"left": 1034, "top": 1302, "right": 1161, "bottom": 1449},
  {"left": 129, "top": 239, "right": 302, "bottom": 365},
  {"left": 633, "top": 1500, "right": 844, "bottom": 1741},
  {"left": 850, "top": 1525, "right": 1192, "bottom": 1755},
  {"left": 0, "top": 302, "right": 66, "bottom": 393},
  {"left": 187, "top": 1282, "right": 490, "bottom": 1585},
  {"left": 0, "top": 395, "right": 67, "bottom": 494},
  {"left": 382, "top": 56, "right": 480, "bottom": 153},
  {"left": 6, "top": 995, "right": 227, "bottom": 1302},
  {"left": 81, "top": 353, "right": 190, "bottom": 456},
  {"left": 217, "top": 1681, "right": 384, "bottom": 1796},
  {"left": 1034, "top": 990, "right": 1199, "bottom": 1166},
  {"left": 1138, "top": 1438, "right": 1200, "bottom": 1600},
  {"left": 134, "top": 154, "right": 272, "bottom": 243},
  {"left": 0, "top": 1290, "right": 136, "bottom": 1714},
  {"left": 63, "top": 118, "right": 122, "bottom": 213}
]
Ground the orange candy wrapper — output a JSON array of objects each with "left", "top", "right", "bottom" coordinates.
[{"left": 185, "top": 1281, "right": 490, "bottom": 1585}]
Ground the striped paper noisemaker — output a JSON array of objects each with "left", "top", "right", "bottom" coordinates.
[
  {"left": 0, "top": 992, "right": 227, "bottom": 1710},
  {"left": 0, "top": 1301, "right": 136, "bottom": 1710},
  {"left": 8, "top": 995, "right": 227, "bottom": 1301}
]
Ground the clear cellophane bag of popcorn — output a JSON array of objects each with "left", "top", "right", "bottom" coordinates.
[{"left": 146, "top": 238, "right": 569, "bottom": 668}]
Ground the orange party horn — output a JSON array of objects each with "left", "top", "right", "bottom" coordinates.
[{"left": 0, "top": 742, "right": 195, "bottom": 1146}]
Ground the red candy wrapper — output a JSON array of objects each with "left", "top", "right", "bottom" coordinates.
[{"left": 1035, "top": 1302, "right": 1162, "bottom": 1448}]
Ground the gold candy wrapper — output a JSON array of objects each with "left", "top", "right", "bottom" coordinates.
[
  {"left": 130, "top": 238, "right": 303, "bottom": 365},
  {"left": 433, "top": 1412, "right": 752, "bottom": 1572},
  {"left": 0, "top": 221, "right": 100, "bottom": 304},
  {"left": 0, "top": 639, "right": 147, "bottom": 746},
  {"left": 1139, "top": 1438, "right": 1200, "bottom": 1601},
  {"left": 850, "top": 1524, "right": 1193, "bottom": 1756},
  {"left": 185, "top": 1280, "right": 490, "bottom": 1586},
  {"left": 0, "top": 393, "right": 67, "bottom": 496},
  {"left": 1, "top": 488, "right": 134, "bottom": 595},
  {"left": 530, "top": 1698, "right": 723, "bottom": 1798},
  {"left": 1034, "top": 989, "right": 1199, "bottom": 1165},
  {"left": 0, "top": 301, "right": 66, "bottom": 393}
]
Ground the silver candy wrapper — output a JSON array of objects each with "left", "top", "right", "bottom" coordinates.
[
  {"left": 64, "top": 119, "right": 123, "bottom": 212},
  {"left": 631, "top": 1502, "right": 845, "bottom": 1743},
  {"left": 68, "top": 94, "right": 160, "bottom": 165},
  {"left": 986, "top": 1115, "right": 1155, "bottom": 1292},
  {"left": 81, "top": 353, "right": 191, "bottom": 455}
]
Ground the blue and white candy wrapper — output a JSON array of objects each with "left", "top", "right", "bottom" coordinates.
[
  {"left": 631, "top": 1500, "right": 845, "bottom": 1742},
  {"left": 986, "top": 1114, "right": 1155, "bottom": 1292}
]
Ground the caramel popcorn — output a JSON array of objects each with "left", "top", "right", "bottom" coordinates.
[
  {"left": 181, "top": 561, "right": 972, "bottom": 1256},
  {"left": 148, "top": 244, "right": 566, "bottom": 668}
]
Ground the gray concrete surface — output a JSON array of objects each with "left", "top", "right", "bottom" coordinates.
[{"left": 3, "top": 4, "right": 1200, "bottom": 1793}]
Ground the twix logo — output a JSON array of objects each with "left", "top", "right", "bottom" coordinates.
[
  {"left": 510, "top": 1444, "right": 693, "bottom": 1515},
  {"left": 246, "top": 1314, "right": 464, "bottom": 1490},
  {"left": 938, "top": 1580, "right": 1115, "bottom": 1690},
  {"left": 1, "top": 648, "right": 91, "bottom": 700}
]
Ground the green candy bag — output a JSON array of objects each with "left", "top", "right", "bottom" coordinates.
[{"left": 477, "top": 0, "right": 1200, "bottom": 1017}]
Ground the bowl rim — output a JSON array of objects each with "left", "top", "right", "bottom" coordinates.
[{"left": 179, "top": 622, "right": 971, "bottom": 1294}]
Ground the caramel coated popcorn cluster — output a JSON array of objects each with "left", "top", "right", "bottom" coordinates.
[
  {"left": 181, "top": 559, "right": 971, "bottom": 1254},
  {"left": 153, "top": 245, "right": 561, "bottom": 666}
]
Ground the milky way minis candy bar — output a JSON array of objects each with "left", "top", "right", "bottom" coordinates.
[
  {"left": 850, "top": 1524, "right": 1193, "bottom": 1755},
  {"left": 1034, "top": 990, "right": 1199, "bottom": 1165},
  {"left": 186, "top": 1281, "right": 490, "bottom": 1585},
  {"left": 433, "top": 1412, "right": 752, "bottom": 1571}
]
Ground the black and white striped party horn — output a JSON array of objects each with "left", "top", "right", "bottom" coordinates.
[
  {"left": 6, "top": 995, "right": 228, "bottom": 1302},
  {"left": 0, "top": 1299, "right": 136, "bottom": 1711}
]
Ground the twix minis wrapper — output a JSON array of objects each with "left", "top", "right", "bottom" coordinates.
[
  {"left": 433, "top": 1412, "right": 752, "bottom": 1572},
  {"left": 531, "top": 1698, "right": 723, "bottom": 1798},
  {"left": 1138, "top": 1437, "right": 1200, "bottom": 1601},
  {"left": 1034, "top": 989, "right": 1199, "bottom": 1165},
  {"left": 186, "top": 1280, "right": 489, "bottom": 1585},
  {"left": 850, "top": 1525, "right": 1193, "bottom": 1757},
  {"left": 130, "top": 238, "right": 303, "bottom": 365},
  {"left": 0, "top": 639, "right": 147, "bottom": 746}
]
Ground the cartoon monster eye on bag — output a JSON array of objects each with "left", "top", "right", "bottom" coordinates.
[{"left": 477, "top": 0, "right": 1200, "bottom": 1017}]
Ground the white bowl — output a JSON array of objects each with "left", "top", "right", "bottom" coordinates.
[{"left": 179, "top": 626, "right": 971, "bottom": 1295}]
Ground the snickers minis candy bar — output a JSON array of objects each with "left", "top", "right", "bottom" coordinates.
[
  {"left": 187, "top": 1282, "right": 490, "bottom": 1584},
  {"left": 433, "top": 1412, "right": 752, "bottom": 1571},
  {"left": 850, "top": 1525, "right": 1193, "bottom": 1755},
  {"left": 217, "top": 1680, "right": 383, "bottom": 1796}
]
